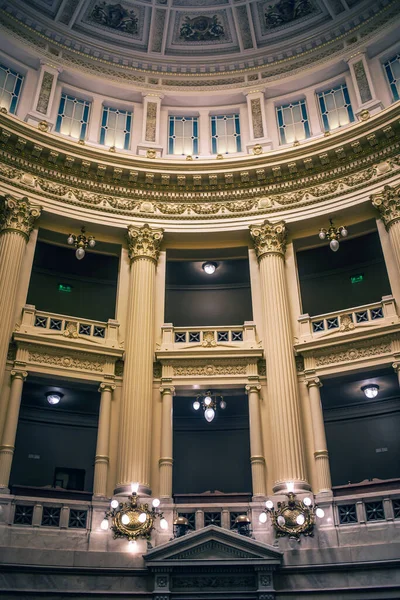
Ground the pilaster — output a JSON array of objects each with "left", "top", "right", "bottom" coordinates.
[
  {"left": 138, "top": 93, "right": 164, "bottom": 157},
  {"left": 244, "top": 90, "right": 272, "bottom": 153},
  {"left": 347, "top": 52, "right": 383, "bottom": 118},
  {"left": 371, "top": 185, "right": 400, "bottom": 272},
  {"left": 26, "top": 61, "right": 62, "bottom": 128}
]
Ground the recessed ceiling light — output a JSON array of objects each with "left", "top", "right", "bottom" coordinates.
[
  {"left": 202, "top": 261, "right": 217, "bottom": 275},
  {"left": 361, "top": 384, "right": 379, "bottom": 399}
]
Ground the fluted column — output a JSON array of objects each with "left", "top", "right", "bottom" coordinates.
[
  {"left": 0, "top": 196, "right": 41, "bottom": 389},
  {"left": 0, "top": 369, "right": 27, "bottom": 489},
  {"left": 393, "top": 362, "right": 400, "bottom": 387},
  {"left": 371, "top": 185, "right": 400, "bottom": 272},
  {"left": 116, "top": 224, "right": 163, "bottom": 494},
  {"left": 93, "top": 382, "right": 115, "bottom": 497},
  {"left": 305, "top": 376, "right": 332, "bottom": 494},
  {"left": 159, "top": 384, "right": 175, "bottom": 498},
  {"left": 245, "top": 383, "right": 266, "bottom": 497},
  {"left": 250, "top": 220, "right": 308, "bottom": 492}
]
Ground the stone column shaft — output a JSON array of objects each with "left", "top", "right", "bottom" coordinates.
[
  {"left": 306, "top": 377, "right": 331, "bottom": 493},
  {"left": 0, "top": 370, "right": 27, "bottom": 488},
  {"left": 93, "top": 382, "right": 115, "bottom": 497},
  {"left": 246, "top": 383, "right": 266, "bottom": 497},
  {"left": 250, "top": 220, "right": 308, "bottom": 493},
  {"left": 116, "top": 225, "right": 163, "bottom": 494},
  {"left": 159, "top": 385, "right": 174, "bottom": 498},
  {"left": 371, "top": 185, "right": 400, "bottom": 272},
  {"left": 0, "top": 197, "right": 41, "bottom": 391}
]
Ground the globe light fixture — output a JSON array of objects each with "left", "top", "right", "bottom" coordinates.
[
  {"left": 138, "top": 512, "right": 147, "bottom": 523},
  {"left": 121, "top": 514, "right": 130, "bottom": 525},
  {"left": 100, "top": 518, "right": 109, "bottom": 531},
  {"left": 318, "top": 219, "right": 348, "bottom": 252},
  {"left": 259, "top": 511, "right": 268, "bottom": 524},
  {"left": 193, "top": 391, "right": 226, "bottom": 422},
  {"left": 316, "top": 508, "right": 325, "bottom": 519},
  {"left": 67, "top": 226, "right": 96, "bottom": 260},
  {"left": 152, "top": 498, "right": 160, "bottom": 508},
  {"left": 128, "top": 540, "right": 137, "bottom": 552},
  {"left": 110, "top": 499, "right": 119, "bottom": 509},
  {"left": 303, "top": 497, "right": 312, "bottom": 507},
  {"left": 266, "top": 500, "right": 274, "bottom": 510},
  {"left": 131, "top": 482, "right": 139, "bottom": 494},
  {"left": 202, "top": 261, "right": 217, "bottom": 275},
  {"left": 46, "top": 392, "right": 63, "bottom": 405},
  {"left": 160, "top": 518, "right": 168, "bottom": 530},
  {"left": 362, "top": 384, "right": 379, "bottom": 399}
]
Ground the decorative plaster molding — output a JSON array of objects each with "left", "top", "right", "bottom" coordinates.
[
  {"left": 0, "top": 195, "right": 41, "bottom": 241},
  {"left": 250, "top": 220, "right": 287, "bottom": 258},
  {"left": 314, "top": 336, "right": 393, "bottom": 367},
  {"left": 127, "top": 223, "right": 164, "bottom": 262},
  {"left": 26, "top": 345, "right": 108, "bottom": 373},
  {"left": 371, "top": 184, "right": 400, "bottom": 229},
  {"left": 168, "top": 358, "right": 248, "bottom": 376}
]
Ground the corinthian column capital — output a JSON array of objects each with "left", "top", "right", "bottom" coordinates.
[
  {"left": 1, "top": 196, "right": 42, "bottom": 242},
  {"left": 249, "top": 220, "right": 287, "bottom": 259},
  {"left": 371, "top": 185, "right": 400, "bottom": 230},
  {"left": 127, "top": 223, "right": 164, "bottom": 263}
]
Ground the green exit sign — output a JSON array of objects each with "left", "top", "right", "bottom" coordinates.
[
  {"left": 58, "top": 284, "right": 72, "bottom": 293},
  {"left": 350, "top": 274, "right": 364, "bottom": 284}
]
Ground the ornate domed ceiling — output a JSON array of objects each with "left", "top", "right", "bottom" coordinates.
[{"left": 1, "top": 0, "right": 397, "bottom": 89}]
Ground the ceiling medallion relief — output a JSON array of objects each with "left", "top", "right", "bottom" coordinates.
[
  {"left": 89, "top": 2, "right": 139, "bottom": 35},
  {"left": 263, "top": 0, "right": 318, "bottom": 29},
  {"left": 179, "top": 14, "right": 225, "bottom": 42}
]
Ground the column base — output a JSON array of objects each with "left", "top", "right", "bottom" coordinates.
[
  {"left": 114, "top": 483, "right": 152, "bottom": 496},
  {"left": 272, "top": 480, "right": 311, "bottom": 494}
]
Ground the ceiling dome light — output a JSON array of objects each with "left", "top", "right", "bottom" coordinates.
[
  {"left": 110, "top": 499, "right": 119, "bottom": 509},
  {"left": 193, "top": 400, "right": 200, "bottom": 410},
  {"left": 362, "top": 384, "right": 379, "bottom": 399},
  {"left": 202, "top": 261, "right": 217, "bottom": 275},
  {"left": 259, "top": 512, "right": 267, "bottom": 524},
  {"left": 204, "top": 407, "right": 215, "bottom": 422},
  {"left": 46, "top": 392, "right": 63, "bottom": 405}
]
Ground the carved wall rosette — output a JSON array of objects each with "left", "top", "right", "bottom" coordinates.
[
  {"left": 127, "top": 223, "right": 164, "bottom": 262},
  {"left": 249, "top": 220, "right": 287, "bottom": 259},
  {"left": 0, "top": 195, "right": 41, "bottom": 241}
]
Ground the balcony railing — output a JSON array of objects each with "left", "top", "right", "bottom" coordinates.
[
  {"left": 298, "top": 296, "right": 398, "bottom": 343},
  {"left": 159, "top": 322, "right": 259, "bottom": 351},
  {"left": 17, "top": 304, "right": 120, "bottom": 348}
]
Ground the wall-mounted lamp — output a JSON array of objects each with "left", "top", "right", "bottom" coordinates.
[
  {"left": 318, "top": 219, "right": 348, "bottom": 252},
  {"left": 258, "top": 482, "right": 325, "bottom": 541},
  {"left": 202, "top": 262, "right": 217, "bottom": 275},
  {"left": 45, "top": 392, "right": 63, "bottom": 405},
  {"left": 361, "top": 384, "right": 379, "bottom": 399}
]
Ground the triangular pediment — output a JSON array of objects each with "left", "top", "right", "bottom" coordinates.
[{"left": 144, "top": 525, "right": 282, "bottom": 566}]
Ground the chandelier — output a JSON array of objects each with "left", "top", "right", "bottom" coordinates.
[
  {"left": 67, "top": 226, "right": 96, "bottom": 260},
  {"left": 258, "top": 482, "right": 325, "bottom": 540},
  {"left": 318, "top": 219, "right": 348, "bottom": 252},
  {"left": 193, "top": 391, "right": 226, "bottom": 422}
]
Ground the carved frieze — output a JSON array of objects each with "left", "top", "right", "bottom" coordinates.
[
  {"left": 314, "top": 337, "right": 392, "bottom": 367},
  {"left": 371, "top": 184, "right": 400, "bottom": 229},
  {"left": 27, "top": 345, "right": 107, "bottom": 373},
  {"left": 264, "top": 0, "right": 316, "bottom": 29},
  {"left": 89, "top": 2, "right": 138, "bottom": 34},
  {"left": 0, "top": 195, "right": 41, "bottom": 241},
  {"left": 250, "top": 220, "right": 287, "bottom": 258},
  {"left": 179, "top": 15, "right": 224, "bottom": 42},
  {"left": 127, "top": 223, "right": 164, "bottom": 262},
  {"left": 170, "top": 359, "right": 248, "bottom": 376}
]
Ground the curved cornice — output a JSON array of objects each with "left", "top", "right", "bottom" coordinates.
[
  {"left": 0, "top": 105, "right": 399, "bottom": 225},
  {"left": 0, "top": 0, "right": 398, "bottom": 91}
]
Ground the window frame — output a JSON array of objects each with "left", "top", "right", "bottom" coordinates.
[
  {"left": 384, "top": 54, "right": 400, "bottom": 102},
  {"left": 55, "top": 93, "right": 91, "bottom": 141},
  {"left": 100, "top": 105, "right": 132, "bottom": 150},
  {"left": 275, "top": 99, "right": 311, "bottom": 145},
  {"left": 210, "top": 113, "right": 242, "bottom": 155},
  {"left": 0, "top": 62, "right": 24, "bottom": 115},
  {"left": 316, "top": 84, "right": 355, "bottom": 132},
  {"left": 168, "top": 115, "right": 199, "bottom": 156}
]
